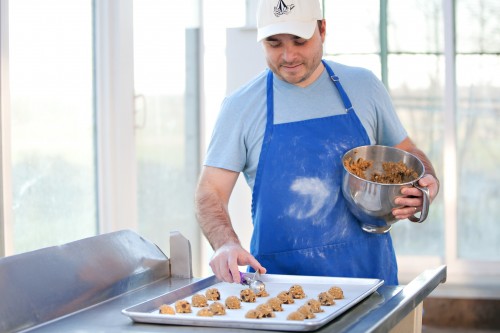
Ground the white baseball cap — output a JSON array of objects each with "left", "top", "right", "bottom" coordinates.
[{"left": 257, "top": 0, "right": 323, "bottom": 42}]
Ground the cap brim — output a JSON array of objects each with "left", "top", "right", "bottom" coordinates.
[{"left": 257, "top": 20, "right": 317, "bottom": 42}]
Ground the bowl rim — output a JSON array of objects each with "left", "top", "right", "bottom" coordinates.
[{"left": 341, "top": 144, "right": 425, "bottom": 186}]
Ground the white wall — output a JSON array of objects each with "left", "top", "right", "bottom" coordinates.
[
  {"left": 200, "top": 27, "right": 266, "bottom": 277},
  {"left": 226, "top": 28, "right": 267, "bottom": 253}
]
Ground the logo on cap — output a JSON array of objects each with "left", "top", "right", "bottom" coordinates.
[{"left": 274, "top": 0, "right": 295, "bottom": 17}]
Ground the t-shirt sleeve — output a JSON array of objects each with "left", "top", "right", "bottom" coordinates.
[
  {"left": 368, "top": 73, "right": 408, "bottom": 146},
  {"left": 204, "top": 97, "right": 247, "bottom": 172}
]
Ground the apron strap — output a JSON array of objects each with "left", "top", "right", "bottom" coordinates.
[
  {"left": 266, "top": 69, "right": 274, "bottom": 128},
  {"left": 251, "top": 69, "right": 276, "bottom": 217},
  {"left": 322, "top": 60, "right": 353, "bottom": 112}
]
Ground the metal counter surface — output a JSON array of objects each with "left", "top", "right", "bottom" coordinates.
[{"left": 25, "top": 266, "right": 446, "bottom": 333}]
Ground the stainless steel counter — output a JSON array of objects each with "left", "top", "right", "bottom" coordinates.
[{"left": 0, "top": 230, "right": 446, "bottom": 333}]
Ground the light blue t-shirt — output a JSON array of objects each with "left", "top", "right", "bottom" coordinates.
[{"left": 204, "top": 60, "right": 407, "bottom": 189}]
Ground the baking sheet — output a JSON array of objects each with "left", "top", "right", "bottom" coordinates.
[{"left": 122, "top": 274, "right": 383, "bottom": 331}]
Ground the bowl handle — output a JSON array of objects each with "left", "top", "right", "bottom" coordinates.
[{"left": 408, "top": 184, "right": 430, "bottom": 223}]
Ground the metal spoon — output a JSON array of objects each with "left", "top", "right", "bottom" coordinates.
[{"left": 239, "top": 271, "right": 265, "bottom": 294}]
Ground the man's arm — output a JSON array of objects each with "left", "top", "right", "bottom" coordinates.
[
  {"left": 195, "top": 166, "right": 240, "bottom": 249},
  {"left": 393, "top": 137, "right": 440, "bottom": 220},
  {"left": 195, "top": 166, "right": 266, "bottom": 283}
]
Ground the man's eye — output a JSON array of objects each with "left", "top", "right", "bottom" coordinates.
[
  {"left": 267, "top": 41, "right": 281, "bottom": 47},
  {"left": 294, "top": 39, "right": 307, "bottom": 46}
]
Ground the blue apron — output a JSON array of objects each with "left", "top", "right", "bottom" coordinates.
[{"left": 250, "top": 61, "right": 398, "bottom": 285}]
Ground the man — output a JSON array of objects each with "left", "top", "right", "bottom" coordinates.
[{"left": 195, "top": 0, "right": 439, "bottom": 286}]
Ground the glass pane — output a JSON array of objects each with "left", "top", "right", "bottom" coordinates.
[
  {"left": 9, "top": 0, "right": 96, "bottom": 253},
  {"left": 324, "top": 55, "right": 381, "bottom": 79},
  {"left": 323, "top": 1, "right": 379, "bottom": 55},
  {"left": 388, "top": 0, "right": 443, "bottom": 53},
  {"left": 456, "top": 0, "right": 500, "bottom": 53},
  {"left": 133, "top": 1, "right": 200, "bottom": 259},
  {"left": 456, "top": 0, "right": 500, "bottom": 261},
  {"left": 456, "top": 54, "right": 500, "bottom": 260},
  {"left": 387, "top": 55, "right": 445, "bottom": 256}
]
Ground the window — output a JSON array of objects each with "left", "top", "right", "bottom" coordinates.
[
  {"left": 7, "top": 0, "right": 96, "bottom": 253},
  {"left": 324, "top": 0, "right": 500, "bottom": 284},
  {"left": 455, "top": 0, "right": 500, "bottom": 261}
]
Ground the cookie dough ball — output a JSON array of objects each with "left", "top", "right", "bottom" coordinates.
[
  {"left": 306, "top": 299, "right": 324, "bottom": 313},
  {"left": 225, "top": 296, "right": 242, "bottom": 309},
  {"left": 318, "top": 292, "right": 335, "bottom": 306},
  {"left": 289, "top": 285, "right": 306, "bottom": 299},
  {"left": 209, "top": 301, "right": 226, "bottom": 315},
  {"left": 298, "top": 305, "right": 316, "bottom": 319},
  {"left": 256, "top": 288, "right": 270, "bottom": 297},
  {"left": 240, "top": 288, "right": 257, "bottom": 303},
  {"left": 245, "top": 309, "right": 263, "bottom": 319},
  {"left": 277, "top": 291, "right": 294, "bottom": 304},
  {"left": 328, "top": 286, "right": 344, "bottom": 299},
  {"left": 205, "top": 288, "right": 221, "bottom": 301},
  {"left": 159, "top": 304, "right": 175, "bottom": 315},
  {"left": 191, "top": 294, "right": 208, "bottom": 307},
  {"left": 175, "top": 300, "right": 192, "bottom": 313},
  {"left": 266, "top": 297, "right": 284, "bottom": 311},
  {"left": 286, "top": 311, "right": 306, "bottom": 321},
  {"left": 197, "top": 307, "right": 213, "bottom": 317},
  {"left": 256, "top": 304, "right": 275, "bottom": 318}
]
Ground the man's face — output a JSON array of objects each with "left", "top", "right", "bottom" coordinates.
[{"left": 262, "top": 21, "right": 326, "bottom": 87}]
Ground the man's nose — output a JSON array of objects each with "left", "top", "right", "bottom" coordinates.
[{"left": 282, "top": 44, "right": 298, "bottom": 62}]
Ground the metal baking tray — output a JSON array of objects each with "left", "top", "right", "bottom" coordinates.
[{"left": 122, "top": 274, "right": 383, "bottom": 331}]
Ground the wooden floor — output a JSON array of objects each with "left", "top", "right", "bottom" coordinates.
[{"left": 423, "top": 297, "right": 500, "bottom": 332}]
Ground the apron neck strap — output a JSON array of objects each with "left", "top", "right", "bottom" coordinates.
[
  {"left": 266, "top": 69, "right": 275, "bottom": 126},
  {"left": 321, "top": 60, "right": 354, "bottom": 112}
]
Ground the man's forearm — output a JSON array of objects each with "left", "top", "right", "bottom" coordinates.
[
  {"left": 195, "top": 188, "right": 240, "bottom": 250},
  {"left": 395, "top": 138, "right": 438, "bottom": 179},
  {"left": 409, "top": 147, "right": 437, "bottom": 179}
]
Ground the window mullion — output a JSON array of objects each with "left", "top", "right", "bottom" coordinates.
[
  {"left": 94, "top": 0, "right": 137, "bottom": 234},
  {"left": 380, "top": 0, "right": 388, "bottom": 87},
  {"left": 0, "top": 0, "right": 13, "bottom": 257},
  {"left": 442, "top": 0, "right": 458, "bottom": 267}
]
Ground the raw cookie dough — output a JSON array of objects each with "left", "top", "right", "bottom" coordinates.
[
  {"left": 209, "top": 301, "right": 226, "bottom": 315},
  {"left": 191, "top": 293, "right": 208, "bottom": 307},
  {"left": 286, "top": 311, "right": 306, "bottom": 321},
  {"left": 196, "top": 307, "right": 213, "bottom": 317},
  {"left": 256, "top": 288, "right": 270, "bottom": 297},
  {"left": 174, "top": 300, "right": 192, "bottom": 313},
  {"left": 225, "top": 296, "right": 242, "bottom": 309},
  {"left": 266, "top": 297, "right": 284, "bottom": 311},
  {"left": 277, "top": 291, "right": 294, "bottom": 304},
  {"left": 245, "top": 309, "right": 263, "bottom": 319},
  {"left": 306, "top": 299, "right": 324, "bottom": 313},
  {"left": 344, "top": 157, "right": 418, "bottom": 184},
  {"left": 289, "top": 285, "right": 306, "bottom": 299},
  {"left": 158, "top": 304, "right": 175, "bottom": 315},
  {"left": 318, "top": 292, "right": 335, "bottom": 306},
  {"left": 328, "top": 286, "right": 344, "bottom": 299},
  {"left": 256, "top": 304, "right": 275, "bottom": 318},
  {"left": 240, "top": 288, "right": 257, "bottom": 303},
  {"left": 205, "top": 288, "right": 221, "bottom": 301},
  {"left": 298, "top": 305, "right": 316, "bottom": 319}
]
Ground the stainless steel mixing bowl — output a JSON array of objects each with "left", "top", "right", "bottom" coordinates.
[{"left": 341, "top": 145, "right": 430, "bottom": 233}]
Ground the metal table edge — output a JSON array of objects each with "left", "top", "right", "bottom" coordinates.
[{"left": 339, "top": 265, "right": 447, "bottom": 333}]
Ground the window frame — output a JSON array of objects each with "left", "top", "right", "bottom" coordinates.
[
  {"left": 0, "top": 0, "right": 13, "bottom": 257},
  {"left": 93, "top": 0, "right": 138, "bottom": 234}
]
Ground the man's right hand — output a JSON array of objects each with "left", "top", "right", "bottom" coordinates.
[{"left": 209, "top": 242, "right": 266, "bottom": 284}]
